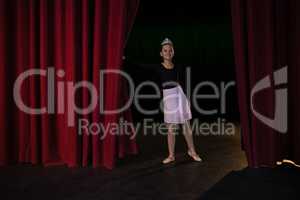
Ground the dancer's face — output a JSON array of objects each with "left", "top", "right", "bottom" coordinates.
[{"left": 160, "top": 44, "right": 174, "bottom": 61}]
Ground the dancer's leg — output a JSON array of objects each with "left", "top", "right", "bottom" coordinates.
[
  {"left": 162, "top": 123, "right": 176, "bottom": 164},
  {"left": 167, "top": 123, "right": 176, "bottom": 157},
  {"left": 183, "top": 120, "right": 202, "bottom": 161},
  {"left": 182, "top": 120, "right": 196, "bottom": 153}
]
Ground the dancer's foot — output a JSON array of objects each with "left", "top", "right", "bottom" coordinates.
[
  {"left": 187, "top": 150, "right": 202, "bottom": 162},
  {"left": 162, "top": 155, "right": 175, "bottom": 164}
]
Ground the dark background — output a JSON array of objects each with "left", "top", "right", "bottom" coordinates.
[{"left": 124, "top": 0, "right": 239, "bottom": 123}]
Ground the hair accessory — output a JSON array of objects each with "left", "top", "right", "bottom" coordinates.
[{"left": 161, "top": 38, "right": 173, "bottom": 46}]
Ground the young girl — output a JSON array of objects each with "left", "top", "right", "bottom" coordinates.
[{"left": 158, "top": 38, "right": 202, "bottom": 164}]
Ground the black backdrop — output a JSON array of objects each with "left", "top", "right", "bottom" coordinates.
[{"left": 124, "top": 0, "right": 238, "bottom": 123}]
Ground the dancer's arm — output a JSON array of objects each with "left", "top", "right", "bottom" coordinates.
[
  {"left": 122, "top": 57, "right": 160, "bottom": 83},
  {"left": 177, "top": 64, "right": 189, "bottom": 94}
]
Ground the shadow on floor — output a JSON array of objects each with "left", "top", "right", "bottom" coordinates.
[
  {"left": 0, "top": 122, "right": 247, "bottom": 200},
  {"left": 200, "top": 163, "right": 300, "bottom": 200}
]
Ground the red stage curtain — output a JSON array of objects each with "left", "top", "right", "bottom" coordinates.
[
  {"left": 0, "top": 0, "right": 139, "bottom": 169},
  {"left": 231, "top": 0, "right": 300, "bottom": 167}
]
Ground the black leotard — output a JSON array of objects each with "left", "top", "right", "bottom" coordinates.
[
  {"left": 123, "top": 60, "right": 184, "bottom": 90},
  {"left": 156, "top": 63, "right": 179, "bottom": 89}
]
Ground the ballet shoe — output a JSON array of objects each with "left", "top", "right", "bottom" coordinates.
[
  {"left": 187, "top": 150, "right": 202, "bottom": 162},
  {"left": 162, "top": 156, "right": 175, "bottom": 164}
]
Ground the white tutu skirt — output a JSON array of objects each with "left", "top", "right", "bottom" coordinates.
[{"left": 162, "top": 85, "right": 192, "bottom": 124}]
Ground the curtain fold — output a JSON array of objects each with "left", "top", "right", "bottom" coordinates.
[
  {"left": 231, "top": 0, "right": 300, "bottom": 167},
  {"left": 0, "top": 0, "right": 139, "bottom": 169}
]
